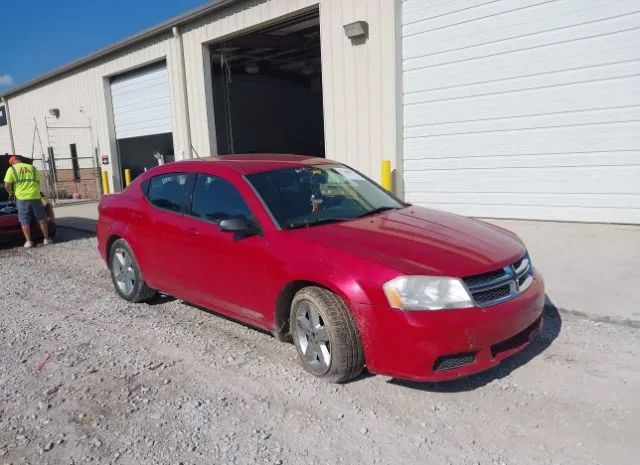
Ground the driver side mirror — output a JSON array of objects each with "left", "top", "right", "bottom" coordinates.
[{"left": 219, "top": 216, "right": 260, "bottom": 237}]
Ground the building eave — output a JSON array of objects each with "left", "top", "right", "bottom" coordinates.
[{"left": 0, "top": 0, "right": 245, "bottom": 99}]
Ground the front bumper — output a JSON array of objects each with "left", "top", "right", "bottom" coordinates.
[{"left": 353, "top": 272, "right": 545, "bottom": 382}]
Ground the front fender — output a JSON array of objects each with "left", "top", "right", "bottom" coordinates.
[{"left": 278, "top": 260, "right": 376, "bottom": 308}]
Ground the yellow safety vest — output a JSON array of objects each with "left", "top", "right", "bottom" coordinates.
[{"left": 6, "top": 163, "right": 41, "bottom": 200}]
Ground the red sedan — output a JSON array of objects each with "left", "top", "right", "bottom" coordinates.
[{"left": 97, "top": 155, "right": 544, "bottom": 383}]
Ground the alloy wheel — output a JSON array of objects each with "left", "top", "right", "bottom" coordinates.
[
  {"left": 112, "top": 247, "right": 136, "bottom": 296},
  {"left": 295, "top": 300, "right": 331, "bottom": 375}
]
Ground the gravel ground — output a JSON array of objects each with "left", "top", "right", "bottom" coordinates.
[{"left": 0, "top": 229, "right": 638, "bottom": 465}]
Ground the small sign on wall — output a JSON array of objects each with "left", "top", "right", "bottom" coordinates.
[{"left": 0, "top": 106, "right": 7, "bottom": 126}]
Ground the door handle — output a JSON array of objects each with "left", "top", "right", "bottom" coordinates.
[
  {"left": 131, "top": 212, "right": 144, "bottom": 221},
  {"left": 185, "top": 228, "right": 200, "bottom": 236}
]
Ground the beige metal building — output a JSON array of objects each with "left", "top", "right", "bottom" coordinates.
[
  {"left": 1, "top": 0, "right": 638, "bottom": 224},
  {"left": 0, "top": 0, "right": 398, "bottom": 200}
]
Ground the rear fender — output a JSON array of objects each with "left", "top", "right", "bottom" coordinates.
[{"left": 104, "top": 220, "right": 129, "bottom": 261}]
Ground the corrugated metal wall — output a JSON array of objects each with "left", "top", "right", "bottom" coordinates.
[
  {"left": 181, "top": 0, "right": 399, "bottom": 182},
  {"left": 2, "top": 0, "right": 398, "bottom": 190},
  {"left": 4, "top": 32, "right": 186, "bottom": 192},
  {"left": 0, "top": 126, "right": 10, "bottom": 154},
  {"left": 318, "top": 0, "right": 398, "bottom": 182},
  {"left": 401, "top": 0, "right": 640, "bottom": 224},
  {"left": 181, "top": 0, "right": 319, "bottom": 159}
]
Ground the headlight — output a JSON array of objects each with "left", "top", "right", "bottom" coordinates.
[{"left": 383, "top": 276, "right": 474, "bottom": 311}]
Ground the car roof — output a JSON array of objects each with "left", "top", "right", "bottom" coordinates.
[{"left": 172, "top": 154, "right": 335, "bottom": 175}]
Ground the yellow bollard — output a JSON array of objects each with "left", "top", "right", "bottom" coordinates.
[
  {"left": 381, "top": 160, "right": 392, "bottom": 191},
  {"left": 101, "top": 170, "right": 110, "bottom": 195},
  {"left": 124, "top": 169, "right": 132, "bottom": 187}
]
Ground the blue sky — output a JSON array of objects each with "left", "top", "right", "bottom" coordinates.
[{"left": 0, "top": 0, "right": 207, "bottom": 89}]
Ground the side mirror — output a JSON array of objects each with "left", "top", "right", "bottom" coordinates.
[{"left": 219, "top": 216, "right": 260, "bottom": 236}]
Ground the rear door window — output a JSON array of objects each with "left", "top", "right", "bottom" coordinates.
[
  {"left": 146, "top": 173, "right": 189, "bottom": 213},
  {"left": 189, "top": 174, "right": 252, "bottom": 223}
]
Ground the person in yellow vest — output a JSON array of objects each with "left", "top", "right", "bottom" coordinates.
[{"left": 3, "top": 155, "right": 53, "bottom": 248}]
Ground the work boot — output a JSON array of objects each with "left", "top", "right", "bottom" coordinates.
[
  {"left": 24, "top": 241, "right": 34, "bottom": 249},
  {"left": 43, "top": 238, "right": 54, "bottom": 246}
]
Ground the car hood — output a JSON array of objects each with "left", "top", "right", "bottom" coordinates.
[{"left": 288, "top": 206, "right": 525, "bottom": 277}]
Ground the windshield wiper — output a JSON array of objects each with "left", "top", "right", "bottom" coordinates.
[
  {"left": 287, "top": 217, "right": 351, "bottom": 230},
  {"left": 356, "top": 206, "right": 399, "bottom": 218}
]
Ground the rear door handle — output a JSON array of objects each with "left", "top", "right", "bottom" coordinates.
[
  {"left": 185, "top": 228, "right": 200, "bottom": 236},
  {"left": 131, "top": 212, "right": 143, "bottom": 221}
]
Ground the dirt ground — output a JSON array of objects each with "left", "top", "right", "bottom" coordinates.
[{"left": 0, "top": 229, "right": 638, "bottom": 465}]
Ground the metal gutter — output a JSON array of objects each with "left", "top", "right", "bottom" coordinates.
[{"left": 0, "top": 0, "right": 244, "bottom": 99}]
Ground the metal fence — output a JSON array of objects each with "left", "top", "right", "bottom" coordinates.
[{"left": 29, "top": 117, "right": 102, "bottom": 204}]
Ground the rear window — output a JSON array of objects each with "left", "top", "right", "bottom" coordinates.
[{"left": 146, "top": 173, "right": 189, "bottom": 213}]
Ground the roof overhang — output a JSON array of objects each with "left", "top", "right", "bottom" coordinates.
[{"left": 0, "top": 0, "right": 245, "bottom": 99}]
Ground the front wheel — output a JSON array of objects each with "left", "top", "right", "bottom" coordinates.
[
  {"left": 291, "top": 287, "right": 364, "bottom": 383},
  {"left": 109, "top": 239, "right": 156, "bottom": 303}
]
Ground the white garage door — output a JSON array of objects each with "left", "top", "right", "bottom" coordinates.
[
  {"left": 401, "top": 0, "right": 640, "bottom": 224},
  {"left": 110, "top": 62, "right": 172, "bottom": 140}
]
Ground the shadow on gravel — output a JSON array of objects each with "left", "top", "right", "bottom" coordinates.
[
  {"left": 183, "top": 302, "right": 274, "bottom": 337},
  {"left": 55, "top": 226, "right": 96, "bottom": 243},
  {"left": 388, "top": 296, "right": 562, "bottom": 392},
  {"left": 56, "top": 217, "right": 97, "bottom": 234},
  {"left": 147, "top": 294, "right": 177, "bottom": 306},
  {"left": 0, "top": 225, "right": 94, "bottom": 250}
]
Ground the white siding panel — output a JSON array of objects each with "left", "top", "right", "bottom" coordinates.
[
  {"left": 402, "top": 0, "right": 640, "bottom": 223},
  {"left": 403, "top": 0, "right": 639, "bottom": 51},
  {"left": 111, "top": 63, "right": 173, "bottom": 139},
  {"left": 0, "top": 127, "right": 10, "bottom": 154},
  {"left": 404, "top": 166, "right": 640, "bottom": 194}
]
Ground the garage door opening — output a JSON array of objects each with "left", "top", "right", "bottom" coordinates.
[
  {"left": 110, "top": 61, "right": 175, "bottom": 185},
  {"left": 209, "top": 11, "right": 324, "bottom": 157}
]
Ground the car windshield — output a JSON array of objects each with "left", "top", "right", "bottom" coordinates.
[{"left": 246, "top": 164, "right": 405, "bottom": 229}]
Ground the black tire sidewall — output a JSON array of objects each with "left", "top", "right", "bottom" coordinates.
[{"left": 290, "top": 287, "right": 363, "bottom": 382}]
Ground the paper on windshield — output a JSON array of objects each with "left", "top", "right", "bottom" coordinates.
[{"left": 334, "top": 167, "right": 365, "bottom": 182}]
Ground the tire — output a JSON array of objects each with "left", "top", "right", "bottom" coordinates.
[
  {"left": 291, "top": 286, "right": 364, "bottom": 383},
  {"left": 109, "top": 239, "right": 156, "bottom": 303}
]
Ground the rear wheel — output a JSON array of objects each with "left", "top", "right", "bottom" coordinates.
[
  {"left": 291, "top": 287, "right": 364, "bottom": 383},
  {"left": 109, "top": 239, "right": 156, "bottom": 302}
]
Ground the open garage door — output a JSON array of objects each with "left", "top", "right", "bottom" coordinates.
[
  {"left": 209, "top": 10, "right": 324, "bottom": 157},
  {"left": 401, "top": 1, "right": 640, "bottom": 224},
  {"left": 110, "top": 62, "right": 174, "bottom": 181}
]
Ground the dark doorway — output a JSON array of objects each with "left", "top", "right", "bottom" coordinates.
[
  {"left": 70, "top": 143, "right": 80, "bottom": 181},
  {"left": 117, "top": 133, "right": 175, "bottom": 179},
  {"left": 210, "top": 10, "right": 324, "bottom": 157}
]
